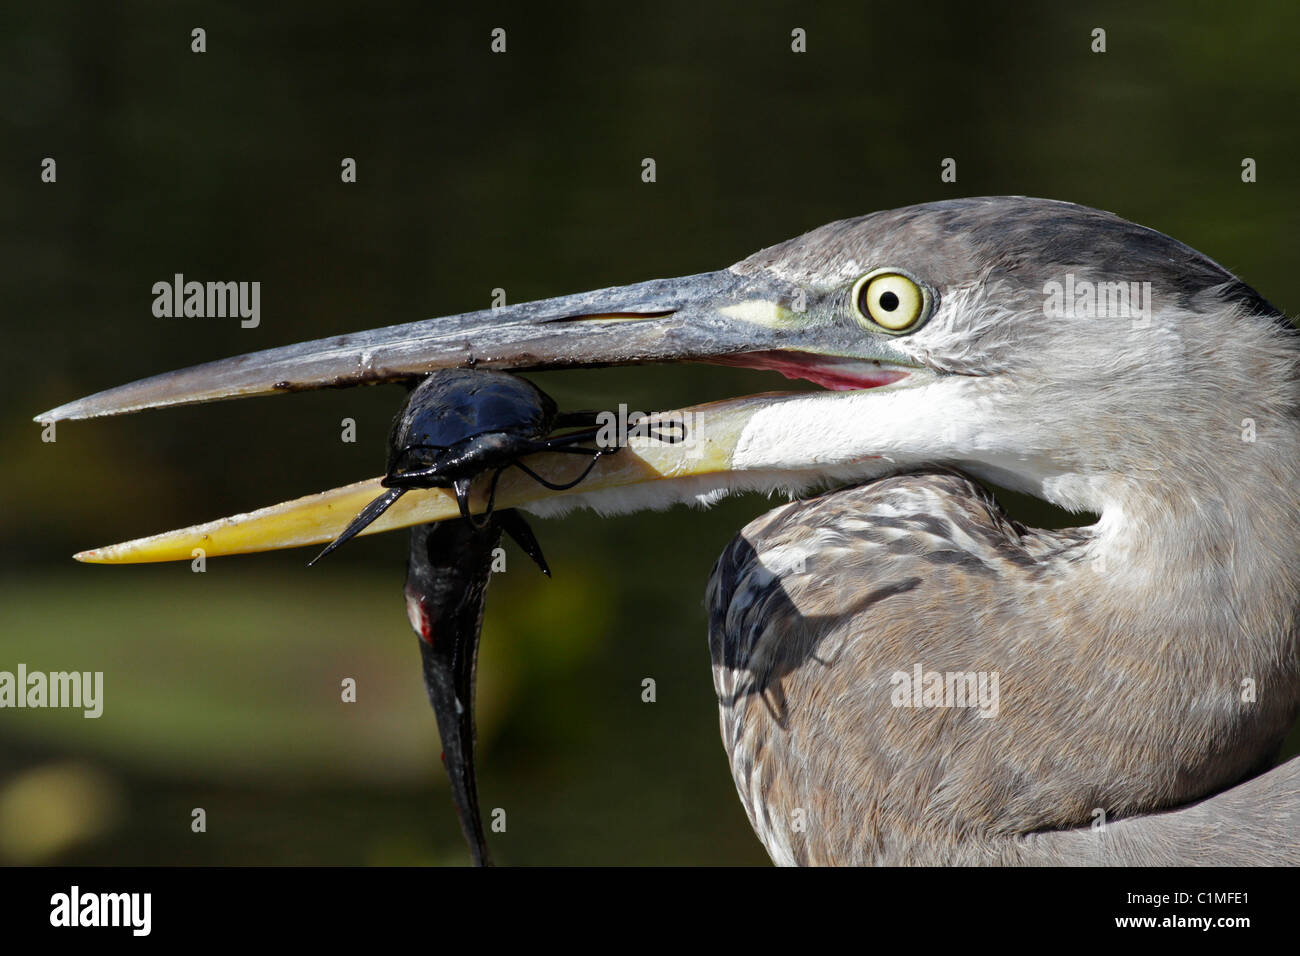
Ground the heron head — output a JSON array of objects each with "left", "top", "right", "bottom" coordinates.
[
  {"left": 39, "top": 197, "right": 1297, "bottom": 562},
  {"left": 715, "top": 197, "right": 1297, "bottom": 513}
]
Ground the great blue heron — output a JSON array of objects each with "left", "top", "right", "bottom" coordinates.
[{"left": 37, "top": 197, "right": 1300, "bottom": 865}]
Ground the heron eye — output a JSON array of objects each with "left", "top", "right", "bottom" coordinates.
[{"left": 853, "top": 272, "right": 927, "bottom": 332}]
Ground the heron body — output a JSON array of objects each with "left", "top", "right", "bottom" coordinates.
[
  {"left": 710, "top": 471, "right": 1300, "bottom": 864},
  {"left": 40, "top": 197, "right": 1300, "bottom": 865},
  {"left": 701, "top": 200, "right": 1300, "bottom": 864}
]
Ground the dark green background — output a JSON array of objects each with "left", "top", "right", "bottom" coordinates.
[{"left": 2, "top": 2, "right": 1297, "bottom": 864}]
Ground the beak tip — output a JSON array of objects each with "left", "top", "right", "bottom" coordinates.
[{"left": 35, "top": 404, "right": 85, "bottom": 424}]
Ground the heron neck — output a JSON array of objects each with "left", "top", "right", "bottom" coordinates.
[{"left": 1089, "top": 421, "right": 1300, "bottom": 633}]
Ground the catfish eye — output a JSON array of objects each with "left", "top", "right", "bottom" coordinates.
[{"left": 852, "top": 271, "right": 929, "bottom": 333}]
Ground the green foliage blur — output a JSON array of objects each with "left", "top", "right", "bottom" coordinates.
[{"left": 1, "top": 1, "right": 1297, "bottom": 864}]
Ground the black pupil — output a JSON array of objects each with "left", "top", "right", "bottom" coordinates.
[{"left": 878, "top": 290, "right": 900, "bottom": 312}]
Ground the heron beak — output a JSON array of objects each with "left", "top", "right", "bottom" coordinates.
[{"left": 38, "top": 268, "right": 924, "bottom": 563}]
